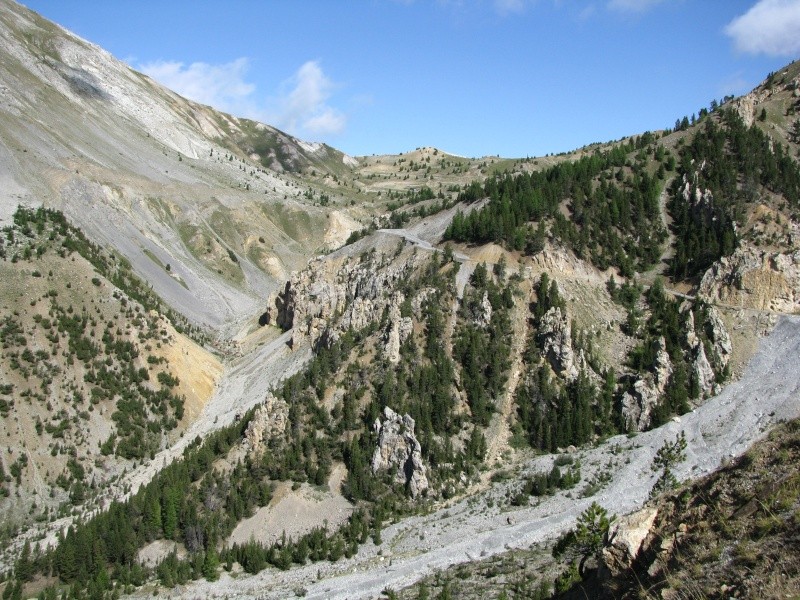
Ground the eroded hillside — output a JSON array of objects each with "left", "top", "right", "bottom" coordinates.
[{"left": 0, "top": 207, "right": 221, "bottom": 537}]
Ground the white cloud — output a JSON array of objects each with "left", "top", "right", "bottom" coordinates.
[
  {"left": 303, "top": 108, "right": 347, "bottom": 136},
  {"left": 607, "top": 0, "right": 665, "bottom": 12},
  {"left": 271, "top": 61, "right": 347, "bottom": 136},
  {"left": 725, "top": 0, "right": 800, "bottom": 56},
  {"left": 139, "top": 57, "right": 255, "bottom": 111},
  {"left": 139, "top": 57, "right": 347, "bottom": 139},
  {"left": 494, "top": 0, "right": 526, "bottom": 15},
  {"left": 578, "top": 4, "right": 597, "bottom": 20}
]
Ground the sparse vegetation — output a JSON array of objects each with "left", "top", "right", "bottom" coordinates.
[{"left": 649, "top": 431, "right": 687, "bottom": 498}]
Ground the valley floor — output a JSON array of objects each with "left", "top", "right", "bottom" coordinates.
[{"left": 136, "top": 315, "right": 800, "bottom": 599}]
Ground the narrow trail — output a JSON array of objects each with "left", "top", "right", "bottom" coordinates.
[
  {"left": 663, "top": 286, "right": 793, "bottom": 318},
  {"left": 483, "top": 272, "right": 532, "bottom": 469},
  {"left": 640, "top": 177, "right": 675, "bottom": 287}
]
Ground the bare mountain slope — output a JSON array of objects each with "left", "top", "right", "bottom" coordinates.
[{"left": 0, "top": 0, "right": 362, "bottom": 331}]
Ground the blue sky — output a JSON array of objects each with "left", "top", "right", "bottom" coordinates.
[{"left": 21, "top": 0, "right": 800, "bottom": 158}]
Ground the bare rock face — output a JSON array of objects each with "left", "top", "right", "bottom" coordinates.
[
  {"left": 243, "top": 394, "right": 289, "bottom": 452},
  {"left": 732, "top": 88, "right": 772, "bottom": 127},
  {"left": 621, "top": 337, "right": 672, "bottom": 431},
  {"left": 411, "top": 287, "right": 437, "bottom": 318},
  {"left": 705, "top": 306, "right": 731, "bottom": 368},
  {"left": 693, "top": 341, "right": 716, "bottom": 397},
  {"left": 470, "top": 290, "right": 492, "bottom": 328},
  {"left": 731, "top": 72, "right": 798, "bottom": 126},
  {"left": 539, "top": 306, "right": 578, "bottom": 380},
  {"left": 271, "top": 250, "right": 425, "bottom": 348},
  {"left": 383, "top": 293, "right": 413, "bottom": 364},
  {"left": 371, "top": 407, "right": 429, "bottom": 498},
  {"left": 699, "top": 244, "right": 800, "bottom": 313},
  {"left": 601, "top": 507, "right": 659, "bottom": 578},
  {"left": 264, "top": 281, "right": 294, "bottom": 329},
  {"left": 685, "top": 311, "right": 717, "bottom": 398}
]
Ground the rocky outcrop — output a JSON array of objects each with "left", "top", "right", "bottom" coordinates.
[
  {"left": 682, "top": 306, "right": 732, "bottom": 399},
  {"left": 411, "top": 287, "right": 437, "bottom": 317},
  {"left": 243, "top": 394, "right": 289, "bottom": 452},
  {"left": 732, "top": 71, "right": 799, "bottom": 126},
  {"left": 685, "top": 311, "right": 717, "bottom": 398},
  {"left": 461, "top": 288, "right": 493, "bottom": 328},
  {"left": 371, "top": 407, "right": 429, "bottom": 498},
  {"left": 383, "top": 293, "right": 413, "bottom": 364},
  {"left": 537, "top": 305, "right": 594, "bottom": 381},
  {"left": 538, "top": 306, "right": 576, "bottom": 379},
  {"left": 693, "top": 342, "right": 716, "bottom": 397},
  {"left": 600, "top": 507, "right": 659, "bottom": 578},
  {"left": 621, "top": 337, "right": 672, "bottom": 431},
  {"left": 699, "top": 244, "right": 800, "bottom": 313},
  {"left": 267, "top": 249, "right": 426, "bottom": 348},
  {"left": 680, "top": 175, "right": 714, "bottom": 209},
  {"left": 705, "top": 306, "right": 731, "bottom": 368},
  {"left": 473, "top": 291, "right": 493, "bottom": 327},
  {"left": 732, "top": 89, "right": 770, "bottom": 128},
  {"left": 264, "top": 281, "right": 294, "bottom": 330}
]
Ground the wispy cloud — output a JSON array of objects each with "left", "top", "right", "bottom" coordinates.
[
  {"left": 607, "top": 0, "right": 666, "bottom": 12},
  {"left": 140, "top": 57, "right": 256, "bottom": 111},
  {"left": 494, "top": 0, "right": 527, "bottom": 15},
  {"left": 578, "top": 4, "right": 597, "bottom": 20},
  {"left": 725, "top": 0, "right": 800, "bottom": 56},
  {"left": 271, "top": 61, "right": 347, "bottom": 136},
  {"left": 139, "top": 58, "right": 346, "bottom": 139}
]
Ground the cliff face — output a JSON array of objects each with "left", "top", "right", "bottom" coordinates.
[
  {"left": 699, "top": 244, "right": 800, "bottom": 313},
  {"left": 266, "top": 237, "right": 428, "bottom": 350}
]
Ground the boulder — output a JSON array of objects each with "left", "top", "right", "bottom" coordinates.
[{"left": 601, "top": 507, "right": 659, "bottom": 577}]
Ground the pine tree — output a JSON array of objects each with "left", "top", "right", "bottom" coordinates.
[
  {"left": 650, "top": 431, "right": 687, "bottom": 498},
  {"left": 162, "top": 489, "right": 178, "bottom": 539},
  {"left": 791, "top": 119, "right": 800, "bottom": 143},
  {"left": 553, "top": 501, "right": 616, "bottom": 578},
  {"left": 14, "top": 540, "right": 32, "bottom": 583},
  {"left": 202, "top": 547, "right": 220, "bottom": 581}
]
